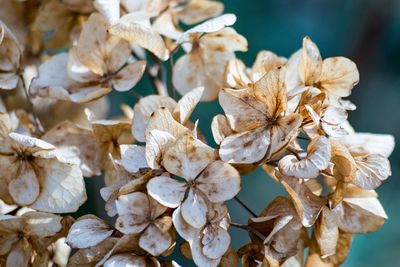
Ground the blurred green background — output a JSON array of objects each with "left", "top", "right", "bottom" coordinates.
[{"left": 83, "top": 0, "right": 400, "bottom": 266}]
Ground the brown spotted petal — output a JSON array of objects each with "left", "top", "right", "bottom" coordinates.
[
  {"left": 279, "top": 173, "right": 326, "bottom": 227},
  {"left": 115, "top": 192, "right": 151, "bottom": 234},
  {"left": 319, "top": 57, "right": 359, "bottom": 98},
  {"left": 202, "top": 224, "right": 231, "bottom": 260},
  {"left": 66, "top": 215, "right": 113, "bottom": 249},
  {"left": 339, "top": 132, "right": 395, "bottom": 157},
  {"left": 120, "top": 144, "right": 149, "bottom": 173},
  {"left": 147, "top": 176, "right": 187, "bottom": 208},
  {"left": 211, "top": 114, "right": 233, "bottom": 145},
  {"left": 176, "top": 0, "right": 224, "bottom": 25},
  {"left": 314, "top": 206, "right": 339, "bottom": 258},
  {"left": 162, "top": 133, "right": 215, "bottom": 180},
  {"left": 196, "top": 160, "right": 241, "bottom": 203},
  {"left": 139, "top": 224, "right": 172, "bottom": 256},
  {"left": 8, "top": 164, "right": 40, "bottom": 206},
  {"left": 133, "top": 95, "right": 177, "bottom": 142},
  {"left": 299, "top": 36, "right": 322, "bottom": 86},
  {"left": 181, "top": 188, "right": 208, "bottom": 228},
  {"left": 112, "top": 60, "right": 146, "bottom": 92},
  {"left": 279, "top": 136, "right": 331, "bottom": 179},
  {"left": 352, "top": 154, "right": 391, "bottom": 190}
]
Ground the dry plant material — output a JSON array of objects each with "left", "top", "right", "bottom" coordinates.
[{"left": 0, "top": 1, "right": 395, "bottom": 266}]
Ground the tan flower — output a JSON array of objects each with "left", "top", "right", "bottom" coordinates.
[
  {"left": 0, "top": 210, "right": 69, "bottom": 266},
  {"left": 132, "top": 87, "right": 203, "bottom": 142},
  {"left": 173, "top": 14, "right": 248, "bottom": 101},
  {"left": 285, "top": 36, "right": 359, "bottom": 108},
  {"left": 218, "top": 68, "right": 303, "bottom": 164},
  {"left": 115, "top": 192, "right": 172, "bottom": 256},
  {"left": 147, "top": 133, "right": 241, "bottom": 228},
  {"left": 278, "top": 136, "right": 331, "bottom": 179},
  {"left": 224, "top": 50, "right": 286, "bottom": 89},
  {"left": 30, "top": 13, "right": 146, "bottom": 103},
  {"left": 0, "top": 113, "right": 86, "bottom": 213},
  {"left": 173, "top": 204, "right": 231, "bottom": 267},
  {"left": 0, "top": 21, "right": 21, "bottom": 90}
]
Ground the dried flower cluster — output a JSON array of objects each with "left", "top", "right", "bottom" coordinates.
[{"left": 0, "top": 0, "right": 395, "bottom": 266}]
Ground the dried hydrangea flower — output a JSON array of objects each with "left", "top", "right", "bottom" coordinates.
[
  {"left": 115, "top": 192, "right": 173, "bottom": 256},
  {"left": 147, "top": 133, "right": 241, "bottom": 228},
  {"left": 173, "top": 14, "right": 248, "bottom": 101},
  {"left": 218, "top": 68, "right": 303, "bottom": 164},
  {"left": 285, "top": 36, "right": 359, "bottom": 108},
  {"left": 0, "top": 210, "right": 71, "bottom": 266},
  {"left": 30, "top": 13, "right": 146, "bottom": 103},
  {"left": 278, "top": 136, "right": 331, "bottom": 179},
  {"left": 0, "top": 113, "right": 86, "bottom": 213},
  {"left": 173, "top": 204, "right": 231, "bottom": 267},
  {"left": 0, "top": 21, "right": 21, "bottom": 90}
]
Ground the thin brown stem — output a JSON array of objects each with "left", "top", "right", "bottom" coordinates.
[
  {"left": 169, "top": 56, "right": 175, "bottom": 99},
  {"left": 20, "top": 74, "right": 44, "bottom": 134},
  {"left": 234, "top": 196, "right": 257, "bottom": 217},
  {"left": 230, "top": 222, "right": 266, "bottom": 241}
]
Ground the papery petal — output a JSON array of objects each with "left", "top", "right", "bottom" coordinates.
[
  {"left": 112, "top": 60, "right": 146, "bottom": 92},
  {"left": 9, "top": 164, "right": 40, "bottom": 206},
  {"left": 196, "top": 161, "right": 240, "bottom": 202},
  {"left": 145, "top": 130, "right": 176, "bottom": 169},
  {"left": 202, "top": 225, "right": 231, "bottom": 259},
  {"left": 219, "top": 126, "right": 270, "bottom": 164},
  {"left": 181, "top": 189, "right": 207, "bottom": 228},
  {"left": 67, "top": 215, "right": 113, "bottom": 249},
  {"left": 173, "top": 87, "right": 204, "bottom": 124},
  {"left": 120, "top": 145, "right": 149, "bottom": 173},
  {"left": 353, "top": 154, "right": 391, "bottom": 190},
  {"left": 139, "top": 224, "right": 172, "bottom": 256},
  {"left": 94, "top": 0, "right": 120, "bottom": 25},
  {"left": 104, "top": 254, "right": 147, "bottom": 267},
  {"left": 29, "top": 158, "right": 86, "bottom": 213},
  {"left": 162, "top": 133, "right": 215, "bottom": 179},
  {"left": 147, "top": 176, "right": 187, "bottom": 208},
  {"left": 133, "top": 95, "right": 177, "bottom": 142},
  {"left": 299, "top": 36, "right": 322, "bottom": 85},
  {"left": 320, "top": 57, "right": 359, "bottom": 98}
]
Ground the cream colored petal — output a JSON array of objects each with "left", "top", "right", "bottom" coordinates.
[
  {"left": 224, "top": 58, "right": 251, "bottom": 89},
  {"left": 69, "top": 85, "right": 112, "bottom": 104},
  {"left": 152, "top": 11, "right": 182, "bottom": 40},
  {"left": 145, "top": 130, "right": 176, "bottom": 169},
  {"left": 173, "top": 87, "right": 204, "bottom": 124},
  {"left": 145, "top": 107, "right": 189, "bottom": 139},
  {"left": 109, "top": 12, "right": 168, "bottom": 60},
  {"left": 190, "top": 236, "right": 220, "bottom": 267},
  {"left": 178, "top": 14, "right": 236, "bottom": 42},
  {"left": 24, "top": 211, "right": 62, "bottom": 237},
  {"left": 104, "top": 254, "right": 147, "bottom": 267},
  {"left": 68, "top": 238, "right": 118, "bottom": 266},
  {"left": 279, "top": 155, "right": 320, "bottom": 180},
  {"left": 196, "top": 161, "right": 240, "bottom": 203},
  {"left": 352, "top": 154, "right": 391, "bottom": 190},
  {"left": 202, "top": 225, "right": 230, "bottom": 259},
  {"left": 334, "top": 197, "right": 386, "bottom": 234},
  {"left": 29, "top": 157, "right": 86, "bottom": 213},
  {"left": 6, "top": 240, "right": 31, "bottom": 267},
  {"left": 66, "top": 215, "right": 113, "bottom": 249},
  {"left": 253, "top": 68, "right": 287, "bottom": 119},
  {"left": 219, "top": 126, "right": 270, "bottom": 164},
  {"left": 162, "top": 133, "right": 215, "bottom": 179},
  {"left": 218, "top": 88, "right": 267, "bottom": 132},
  {"left": 149, "top": 196, "right": 168, "bottom": 219},
  {"left": 139, "top": 224, "right": 172, "bottom": 256},
  {"left": 314, "top": 206, "right": 339, "bottom": 258},
  {"left": 339, "top": 132, "right": 395, "bottom": 157},
  {"left": 77, "top": 13, "right": 129, "bottom": 76},
  {"left": 112, "top": 60, "right": 146, "bottom": 92},
  {"left": 278, "top": 136, "right": 330, "bottom": 179},
  {"left": 176, "top": 0, "right": 224, "bottom": 25},
  {"left": 133, "top": 95, "right": 177, "bottom": 142},
  {"left": 9, "top": 164, "right": 40, "bottom": 206},
  {"left": 251, "top": 50, "right": 286, "bottom": 79},
  {"left": 211, "top": 114, "right": 233, "bottom": 145},
  {"left": 94, "top": 0, "right": 120, "bottom": 25},
  {"left": 0, "top": 73, "right": 18, "bottom": 90},
  {"left": 172, "top": 207, "right": 199, "bottom": 241},
  {"left": 29, "top": 53, "right": 73, "bottom": 100},
  {"left": 116, "top": 214, "right": 149, "bottom": 234},
  {"left": 279, "top": 173, "right": 326, "bottom": 227},
  {"left": 299, "top": 36, "right": 322, "bottom": 85},
  {"left": 320, "top": 57, "right": 359, "bottom": 98},
  {"left": 200, "top": 28, "right": 248, "bottom": 53},
  {"left": 43, "top": 121, "right": 102, "bottom": 177},
  {"left": 173, "top": 50, "right": 233, "bottom": 101},
  {"left": 120, "top": 144, "right": 149, "bottom": 173},
  {"left": 181, "top": 189, "right": 207, "bottom": 228},
  {"left": 147, "top": 176, "right": 187, "bottom": 208},
  {"left": 116, "top": 192, "right": 150, "bottom": 217}
]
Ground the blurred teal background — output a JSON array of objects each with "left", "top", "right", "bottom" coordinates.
[{"left": 83, "top": 0, "right": 400, "bottom": 266}]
